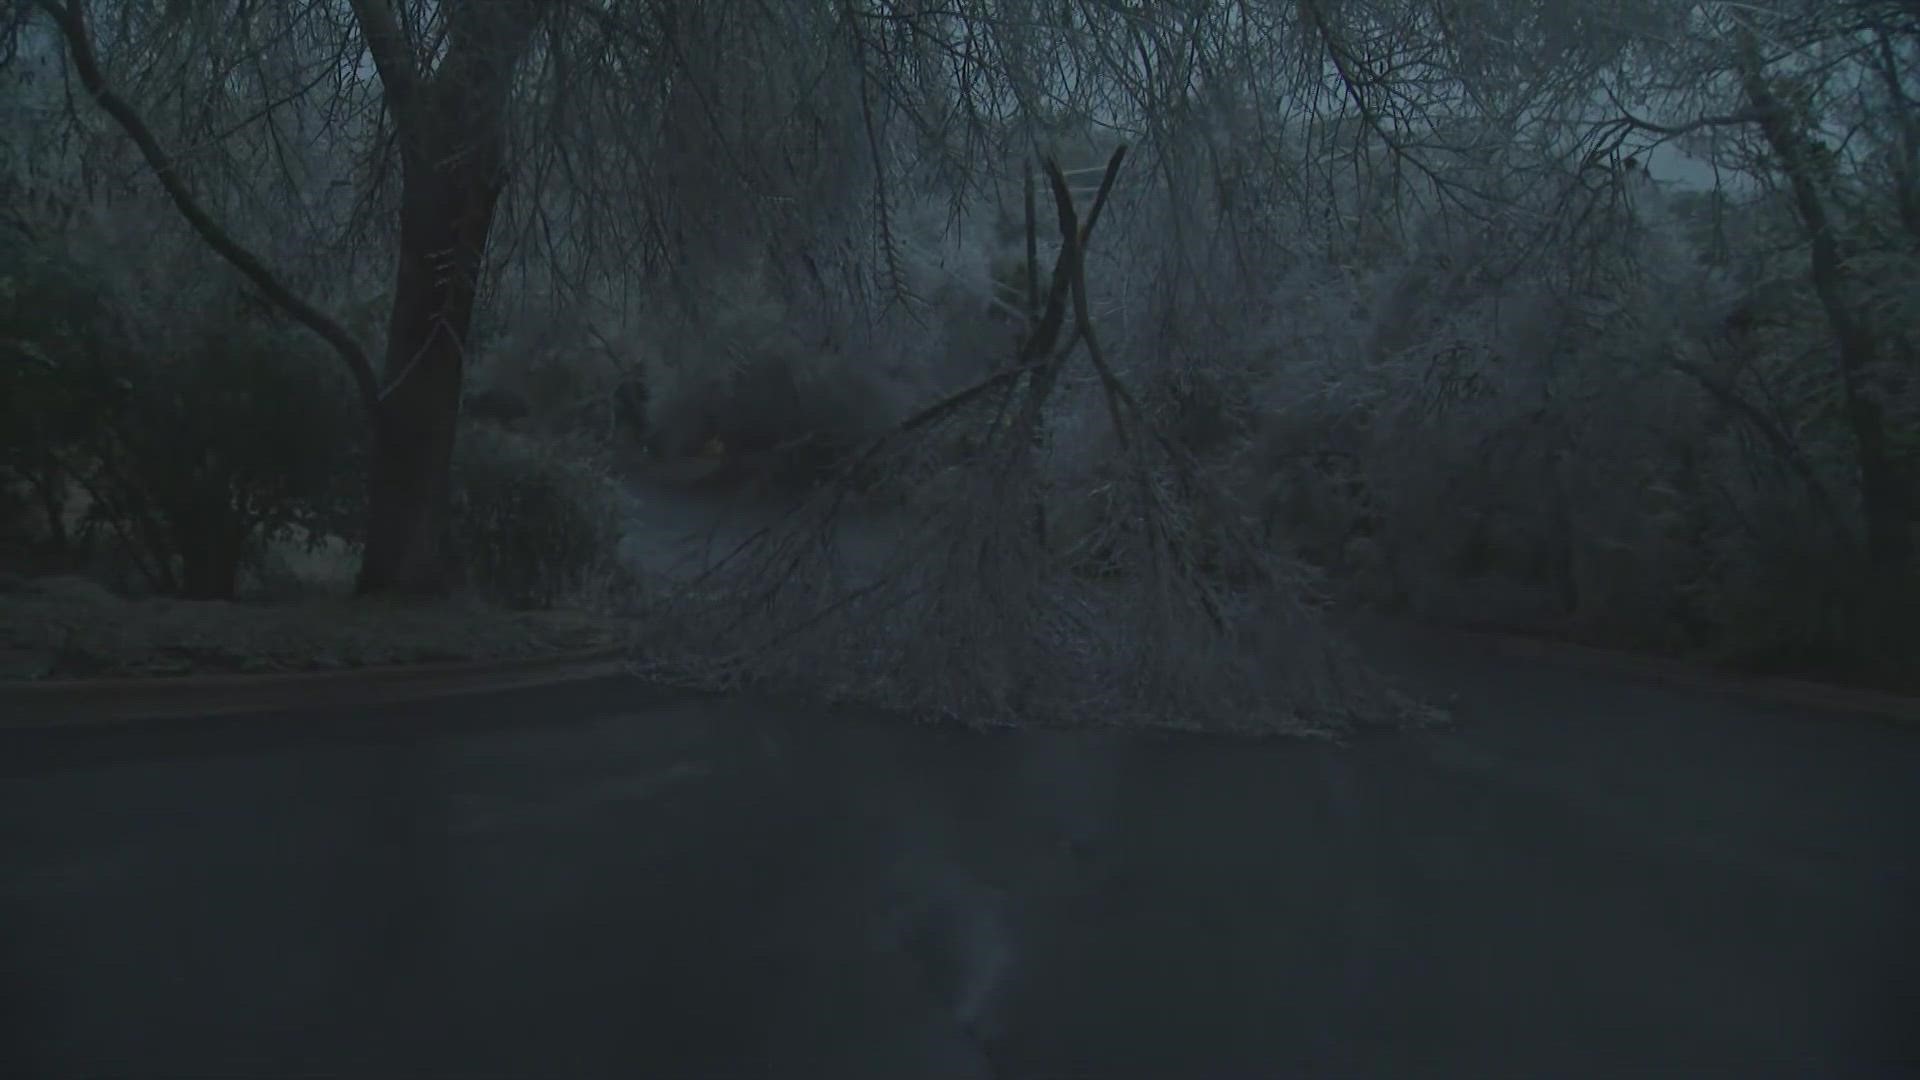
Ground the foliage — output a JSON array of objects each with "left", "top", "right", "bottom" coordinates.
[
  {"left": 448, "top": 425, "right": 635, "bottom": 610},
  {"left": 0, "top": 242, "right": 362, "bottom": 598},
  {"left": 10, "top": 0, "right": 1919, "bottom": 700},
  {"left": 0, "top": 243, "right": 118, "bottom": 566},
  {"left": 638, "top": 268, "right": 917, "bottom": 487},
  {"left": 629, "top": 153, "right": 1440, "bottom": 737}
]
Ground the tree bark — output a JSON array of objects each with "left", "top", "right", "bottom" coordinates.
[
  {"left": 1739, "top": 43, "right": 1914, "bottom": 574},
  {"left": 43, "top": 0, "right": 551, "bottom": 596},
  {"left": 176, "top": 518, "right": 248, "bottom": 600},
  {"left": 352, "top": 0, "right": 550, "bottom": 595},
  {"left": 355, "top": 155, "right": 499, "bottom": 595}
]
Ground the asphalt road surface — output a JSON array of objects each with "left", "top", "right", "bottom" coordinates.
[{"left": 4, "top": 623, "right": 1917, "bottom": 1078}]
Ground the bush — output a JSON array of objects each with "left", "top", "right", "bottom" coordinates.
[
  {"left": 93, "top": 317, "right": 363, "bottom": 598},
  {"left": 2, "top": 246, "right": 364, "bottom": 597},
  {"left": 1695, "top": 487, "right": 1920, "bottom": 687},
  {"left": 640, "top": 277, "right": 911, "bottom": 487},
  {"left": 0, "top": 246, "right": 118, "bottom": 569},
  {"left": 449, "top": 425, "right": 635, "bottom": 609}
]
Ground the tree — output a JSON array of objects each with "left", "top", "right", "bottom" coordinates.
[
  {"left": 342, "top": 0, "right": 553, "bottom": 592},
  {"left": 28, "top": 0, "right": 1902, "bottom": 709},
  {"left": 16, "top": 0, "right": 1646, "bottom": 596},
  {"left": 1593, "top": 0, "right": 1920, "bottom": 577},
  {"left": 27, "top": 0, "right": 550, "bottom": 593},
  {"left": 13, "top": 0, "right": 928, "bottom": 595}
]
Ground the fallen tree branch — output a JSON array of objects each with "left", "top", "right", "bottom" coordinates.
[{"left": 632, "top": 140, "right": 1430, "bottom": 736}]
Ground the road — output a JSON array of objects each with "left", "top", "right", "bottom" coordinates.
[{"left": 3, "top": 621, "right": 1917, "bottom": 1078}]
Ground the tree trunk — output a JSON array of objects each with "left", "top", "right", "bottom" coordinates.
[
  {"left": 26, "top": 468, "right": 69, "bottom": 558},
  {"left": 41, "top": 0, "right": 546, "bottom": 596},
  {"left": 356, "top": 154, "right": 507, "bottom": 595},
  {"left": 353, "top": 0, "right": 547, "bottom": 595},
  {"left": 1740, "top": 48, "right": 1915, "bottom": 574},
  {"left": 357, "top": 158, "right": 483, "bottom": 591},
  {"left": 178, "top": 522, "right": 247, "bottom": 600}
]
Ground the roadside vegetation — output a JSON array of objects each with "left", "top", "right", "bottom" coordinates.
[{"left": 2, "top": 0, "right": 1914, "bottom": 728}]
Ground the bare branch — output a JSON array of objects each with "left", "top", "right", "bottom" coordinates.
[
  {"left": 345, "top": 0, "right": 422, "bottom": 136},
  {"left": 1602, "top": 82, "right": 1765, "bottom": 137},
  {"left": 36, "top": 0, "right": 381, "bottom": 416}
]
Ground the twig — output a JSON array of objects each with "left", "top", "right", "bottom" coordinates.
[{"left": 37, "top": 0, "right": 381, "bottom": 416}]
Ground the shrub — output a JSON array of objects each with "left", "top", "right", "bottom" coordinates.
[
  {"left": 449, "top": 425, "right": 635, "bottom": 609},
  {"left": 0, "top": 245, "right": 117, "bottom": 568},
  {"left": 1696, "top": 486, "right": 1920, "bottom": 687},
  {"left": 3, "top": 246, "right": 363, "bottom": 597},
  {"left": 90, "top": 316, "right": 363, "bottom": 598},
  {"left": 640, "top": 277, "right": 912, "bottom": 487}
]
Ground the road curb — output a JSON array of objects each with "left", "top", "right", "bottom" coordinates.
[
  {"left": 0, "top": 646, "right": 635, "bottom": 729},
  {"left": 1436, "top": 624, "right": 1920, "bottom": 724}
]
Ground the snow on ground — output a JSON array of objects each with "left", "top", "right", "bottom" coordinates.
[{"left": 0, "top": 574, "right": 626, "bottom": 681}]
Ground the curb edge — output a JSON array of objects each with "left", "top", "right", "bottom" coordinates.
[{"left": 0, "top": 645, "right": 635, "bottom": 729}]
